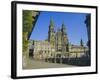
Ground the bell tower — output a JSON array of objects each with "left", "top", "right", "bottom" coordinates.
[
  {"left": 48, "top": 19, "right": 55, "bottom": 46},
  {"left": 61, "top": 23, "right": 69, "bottom": 52}
]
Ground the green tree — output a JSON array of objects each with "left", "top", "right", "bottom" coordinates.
[
  {"left": 23, "top": 10, "right": 33, "bottom": 56},
  {"left": 22, "top": 10, "right": 39, "bottom": 68}
]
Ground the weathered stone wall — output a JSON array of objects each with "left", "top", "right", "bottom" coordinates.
[{"left": 22, "top": 10, "right": 39, "bottom": 68}]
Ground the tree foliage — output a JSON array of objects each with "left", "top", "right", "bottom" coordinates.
[
  {"left": 23, "top": 10, "right": 33, "bottom": 55},
  {"left": 23, "top": 10, "right": 33, "bottom": 33}
]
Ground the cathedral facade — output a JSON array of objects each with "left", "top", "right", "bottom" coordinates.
[{"left": 30, "top": 19, "right": 88, "bottom": 60}]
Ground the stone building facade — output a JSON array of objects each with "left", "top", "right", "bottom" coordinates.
[
  {"left": 30, "top": 19, "right": 88, "bottom": 60},
  {"left": 32, "top": 40, "right": 55, "bottom": 60}
]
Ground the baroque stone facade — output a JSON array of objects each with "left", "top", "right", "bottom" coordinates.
[{"left": 29, "top": 19, "right": 88, "bottom": 60}]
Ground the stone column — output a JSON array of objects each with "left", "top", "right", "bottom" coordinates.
[{"left": 85, "top": 14, "right": 91, "bottom": 57}]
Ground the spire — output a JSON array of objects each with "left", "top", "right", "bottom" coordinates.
[
  {"left": 80, "top": 38, "right": 84, "bottom": 46},
  {"left": 61, "top": 22, "right": 66, "bottom": 34},
  {"left": 50, "top": 18, "right": 54, "bottom": 27},
  {"left": 62, "top": 22, "right": 66, "bottom": 29},
  {"left": 48, "top": 18, "right": 55, "bottom": 43}
]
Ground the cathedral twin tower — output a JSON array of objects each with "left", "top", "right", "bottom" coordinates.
[
  {"left": 32, "top": 18, "right": 87, "bottom": 60},
  {"left": 48, "top": 19, "right": 69, "bottom": 53}
]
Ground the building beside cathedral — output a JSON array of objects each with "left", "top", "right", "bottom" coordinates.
[{"left": 29, "top": 19, "right": 88, "bottom": 60}]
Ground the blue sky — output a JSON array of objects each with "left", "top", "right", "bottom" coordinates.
[{"left": 30, "top": 11, "right": 89, "bottom": 45}]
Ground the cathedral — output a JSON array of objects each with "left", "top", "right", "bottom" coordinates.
[
  {"left": 48, "top": 19, "right": 69, "bottom": 53},
  {"left": 29, "top": 19, "right": 88, "bottom": 60}
]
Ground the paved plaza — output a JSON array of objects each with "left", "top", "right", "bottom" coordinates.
[{"left": 23, "top": 58, "right": 75, "bottom": 69}]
